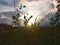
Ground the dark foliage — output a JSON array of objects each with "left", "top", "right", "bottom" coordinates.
[
  {"left": 0, "top": 24, "right": 60, "bottom": 45},
  {"left": 50, "top": 3, "right": 60, "bottom": 27}
]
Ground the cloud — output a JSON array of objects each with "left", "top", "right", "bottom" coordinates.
[
  {"left": 0, "top": 0, "right": 14, "bottom": 6},
  {"left": 0, "top": 0, "right": 21, "bottom": 25},
  {"left": 0, "top": 5, "right": 14, "bottom": 12},
  {"left": 17, "top": 0, "right": 58, "bottom": 26},
  {"left": 27, "top": 0, "right": 39, "bottom": 2},
  {"left": 0, "top": 0, "right": 58, "bottom": 26},
  {"left": 0, "top": 0, "right": 21, "bottom": 13},
  {"left": 18, "top": 0, "right": 58, "bottom": 16},
  {"left": 0, "top": 0, "right": 8, "bottom": 6}
]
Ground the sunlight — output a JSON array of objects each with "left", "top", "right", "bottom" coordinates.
[
  {"left": 17, "top": 0, "right": 58, "bottom": 27},
  {"left": 27, "top": 17, "right": 35, "bottom": 26}
]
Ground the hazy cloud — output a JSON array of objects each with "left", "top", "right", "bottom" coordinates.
[
  {"left": 17, "top": 0, "right": 58, "bottom": 26},
  {"left": 0, "top": 0, "right": 14, "bottom": 6},
  {"left": 0, "top": 0, "right": 58, "bottom": 26},
  {"left": 0, "top": 0, "right": 21, "bottom": 12},
  {"left": 27, "top": 0, "right": 39, "bottom": 2},
  {"left": 0, "top": 0, "right": 8, "bottom": 6}
]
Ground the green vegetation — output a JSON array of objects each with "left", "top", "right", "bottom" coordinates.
[
  {"left": 0, "top": 24, "right": 60, "bottom": 45},
  {"left": 12, "top": 12, "right": 20, "bottom": 26}
]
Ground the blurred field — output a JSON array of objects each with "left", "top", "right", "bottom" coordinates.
[{"left": 0, "top": 24, "right": 60, "bottom": 45}]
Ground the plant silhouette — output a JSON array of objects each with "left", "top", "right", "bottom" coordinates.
[{"left": 24, "top": 14, "right": 33, "bottom": 26}]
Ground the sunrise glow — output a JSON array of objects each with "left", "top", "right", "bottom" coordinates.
[{"left": 27, "top": 17, "right": 35, "bottom": 26}]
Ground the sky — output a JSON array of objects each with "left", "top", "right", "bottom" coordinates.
[
  {"left": 0, "top": 0, "right": 21, "bottom": 12},
  {"left": 0, "top": 0, "right": 58, "bottom": 26},
  {"left": 0, "top": 0, "right": 14, "bottom": 12},
  {"left": 18, "top": 0, "right": 58, "bottom": 26}
]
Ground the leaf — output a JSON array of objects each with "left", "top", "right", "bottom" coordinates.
[
  {"left": 24, "top": 16, "right": 26, "bottom": 19},
  {"left": 28, "top": 16, "right": 33, "bottom": 21},
  {"left": 12, "top": 16, "right": 17, "bottom": 20}
]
